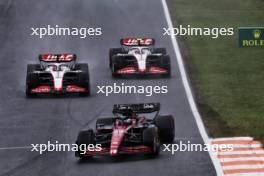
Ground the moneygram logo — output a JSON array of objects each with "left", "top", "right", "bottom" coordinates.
[{"left": 239, "top": 27, "right": 264, "bottom": 47}]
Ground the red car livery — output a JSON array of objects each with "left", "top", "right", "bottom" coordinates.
[{"left": 75, "top": 103, "right": 175, "bottom": 158}]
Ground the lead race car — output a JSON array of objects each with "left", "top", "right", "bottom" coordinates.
[
  {"left": 26, "top": 54, "right": 90, "bottom": 96},
  {"left": 75, "top": 103, "right": 175, "bottom": 158},
  {"left": 109, "top": 38, "right": 171, "bottom": 77}
]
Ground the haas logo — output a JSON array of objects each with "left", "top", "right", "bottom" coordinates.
[
  {"left": 123, "top": 38, "right": 153, "bottom": 46},
  {"left": 41, "top": 54, "right": 74, "bottom": 61}
]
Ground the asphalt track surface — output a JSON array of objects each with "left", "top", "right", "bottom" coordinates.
[{"left": 0, "top": 0, "right": 216, "bottom": 175}]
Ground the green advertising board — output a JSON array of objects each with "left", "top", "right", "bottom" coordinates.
[{"left": 239, "top": 27, "right": 264, "bottom": 47}]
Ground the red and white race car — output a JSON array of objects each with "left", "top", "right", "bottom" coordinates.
[
  {"left": 109, "top": 38, "right": 171, "bottom": 77},
  {"left": 75, "top": 103, "right": 175, "bottom": 158},
  {"left": 26, "top": 54, "right": 90, "bottom": 96}
]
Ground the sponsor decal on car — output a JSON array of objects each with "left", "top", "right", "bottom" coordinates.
[
  {"left": 66, "top": 85, "right": 86, "bottom": 92},
  {"left": 31, "top": 86, "right": 51, "bottom": 93},
  {"left": 121, "top": 38, "right": 154, "bottom": 46},
  {"left": 40, "top": 54, "right": 75, "bottom": 62}
]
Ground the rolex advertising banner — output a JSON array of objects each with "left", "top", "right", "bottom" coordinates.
[{"left": 239, "top": 27, "right": 264, "bottom": 47}]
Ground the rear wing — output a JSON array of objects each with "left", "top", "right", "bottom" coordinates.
[
  {"left": 39, "top": 54, "right": 76, "bottom": 62},
  {"left": 120, "top": 38, "right": 155, "bottom": 46},
  {"left": 113, "top": 103, "right": 160, "bottom": 114}
]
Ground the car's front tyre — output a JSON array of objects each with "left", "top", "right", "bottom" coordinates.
[{"left": 75, "top": 129, "right": 95, "bottom": 159}]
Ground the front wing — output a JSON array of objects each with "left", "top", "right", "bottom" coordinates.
[
  {"left": 30, "top": 85, "right": 88, "bottom": 94},
  {"left": 82, "top": 145, "right": 152, "bottom": 156},
  {"left": 115, "top": 66, "right": 169, "bottom": 75}
]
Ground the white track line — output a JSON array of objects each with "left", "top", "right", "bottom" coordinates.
[
  {"left": 0, "top": 146, "right": 31, "bottom": 150},
  {"left": 213, "top": 137, "right": 254, "bottom": 142},
  {"left": 160, "top": 0, "right": 223, "bottom": 175}
]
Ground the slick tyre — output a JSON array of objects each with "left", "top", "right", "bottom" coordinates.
[
  {"left": 154, "top": 115, "right": 175, "bottom": 143},
  {"left": 143, "top": 127, "right": 160, "bottom": 156},
  {"left": 75, "top": 129, "right": 95, "bottom": 159}
]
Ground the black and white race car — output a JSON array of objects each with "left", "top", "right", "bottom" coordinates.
[
  {"left": 75, "top": 103, "right": 175, "bottom": 158},
  {"left": 26, "top": 54, "right": 90, "bottom": 96},
  {"left": 109, "top": 38, "right": 171, "bottom": 77}
]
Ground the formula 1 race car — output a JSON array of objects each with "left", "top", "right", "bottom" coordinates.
[
  {"left": 109, "top": 38, "right": 171, "bottom": 77},
  {"left": 26, "top": 54, "right": 90, "bottom": 96},
  {"left": 75, "top": 103, "right": 175, "bottom": 158}
]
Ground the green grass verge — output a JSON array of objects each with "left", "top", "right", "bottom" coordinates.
[{"left": 167, "top": 0, "right": 264, "bottom": 142}]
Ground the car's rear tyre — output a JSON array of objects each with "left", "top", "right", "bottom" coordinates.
[
  {"left": 26, "top": 84, "right": 35, "bottom": 97},
  {"left": 79, "top": 79, "right": 90, "bottom": 96},
  {"left": 153, "top": 48, "right": 166, "bottom": 55},
  {"left": 143, "top": 127, "right": 160, "bottom": 156},
  {"left": 111, "top": 63, "right": 122, "bottom": 78},
  {"left": 154, "top": 115, "right": 175, "bottom": 143},
  {"left": 109, "top": 48, "right": 124, "bottom": 68},
  {"left": 161, "top": 55, "right": 171, "bottom": 78},
  {"left": 26, "top": 64, "right": 41, "bottom": 97},
  {"left": 75, "top": 63, "right": 90, "bottom": 96},
  {"left": 75, "top": 129, "right": 95, "bottom": 158}
]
